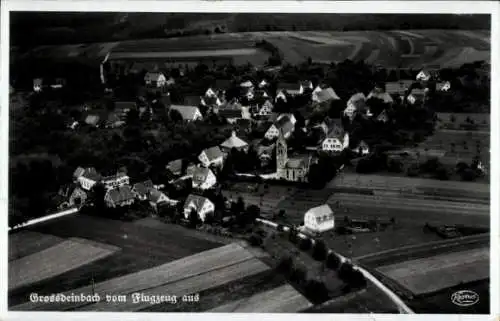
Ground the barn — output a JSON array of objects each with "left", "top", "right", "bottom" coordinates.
[{"left": 303, "top": 204, "right": 335, "bottom": 233}]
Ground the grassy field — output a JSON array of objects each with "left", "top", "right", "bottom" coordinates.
[
  {"left": 79, "top": 256, "right": 270, "bottom": 311},
  {"left": 436, "top": 113, "right": 490, "bottom": 130},
  {"left": 208, "top": 284, "right": 312, "bottom": 312},
  {"left": 9, "top": 238, "right": 119, "bottom": 291},
  {"left": 9, "top": 214, "right": 223, "bottom": 308},
  {"left": 376, "top": 247, "right": 489, "bottom": 295},
  {"left": 8, "top": 231, "right": 64, "bottom": 261}
]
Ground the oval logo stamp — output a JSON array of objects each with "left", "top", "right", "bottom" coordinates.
[{"left": 451, "top": 290, "right": 479, "bottom": 307}]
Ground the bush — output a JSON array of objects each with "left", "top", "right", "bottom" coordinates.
[
  {"left": 304, "top": 279, "right": 329, "bottom": 303},
  {"left": 299, "top": 237, "right": 313, "bottom": 251},
  {"left": 289, "top": 266, "right": 307, "bottom": 284},
  {"left": 312, "top": 240, "right": 328, "bottom": 261},
  {"left": 338, "top": 262, "right": 355, "bottom": 281},
  {"left": 460, "top": 168, "right": 477, "bottom": 181},
  {"left": 407, "top": 164, "right": 420, "bottom": 177},
  {"left": 276, "top": 256, "right": 294, "bottom": 275},
  {"left": 248, "top": 234, "right": 263, "bottom": 247},
  {"left": 326, "top": 252, "right": 342, "bottom": 270},
  {"left": 276, "top": 224, "right": 284, "bottom": 232}
]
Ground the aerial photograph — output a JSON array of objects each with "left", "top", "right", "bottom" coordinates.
[{"left": 8, "top": 12, "right": 490, "bottom": 314}]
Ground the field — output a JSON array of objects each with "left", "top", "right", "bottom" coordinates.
[
  {"left": 376, "top": 247, "right": 489, "bottom": 295},
  {"left": 9, "top": 238, "right": 119, "bottom": 291},
  {"left": 436, "top": 113, "right": 490, "bottom": 130},
  {"left": 208, "top": 284, "right": 312, "bottom": 312},
  {"left": 9, "top": 231, "right": 64, "bottom": 261},
  {"left": 20, "top": 29, "right": 489, "bottom": 69},
  {"left": 9, "top": 214, "right": 223, "bottom": 307}
]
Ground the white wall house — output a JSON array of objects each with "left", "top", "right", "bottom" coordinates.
[
  {"left": 416, "top": 70, "right": 431, "bottom": 82},
  {"left": 198, "top": 146, "right": 224, "bottom": 168},
  {"left": 144, "top": 72, "right": 167, "bottom": 87},
  {"left": 352, "top": 141, "right": 370, "bottom": 155},
  {"left": 192, "top": 167, "right": 217, "bottom": 190},
  {"left": 322, "top": 133, "right": 349, "bottom": 152},
  {"left": 304, "top": 204, "right": 335, "bottom": 233},
  {"left": 184, "top": 194, "right": 215, "bottom": 222}
]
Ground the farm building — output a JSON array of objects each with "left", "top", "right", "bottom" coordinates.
[
  {"left": 104, "top": 185, "right": 136, "bottom": 208},
  {"left": 183, "top": 194, "right": 215, "bottom": 222},
  {"left": 321, "top": 121, "right": 349, "bottom": 153},
  {"left": 170, "top": 105, "right": 203, "bottom": 122},
  {"left": 352, "top": 140, "right": 370, "bottom": 155},
  {"left": 304, "top": 204, "right": 335, "bottom": 233},
  {"left": 265, "top": 115, "right": 295, "bottom": 140},
  {"left": 132, "top": 180, "right": 155, "bottom": 201},
  {"left": 367, "top": 88, "right": 394, "bottom": 104},
  {"left": 144, "top": 71, "right": 167, "bottom": 87},
  {"left": 276, "top": 131, "right": 313, "bottom": 183},
  {"left": 385, "top": 80, "right": 414, "bottom": 97},
  {"left": 74, "top": 167, "right": 102, "bottom": 191},
  {"left": 199, "top": 146, "right": 224, "bottom": 168},
  {"left": 313, "top": 87, "right": 341, "bottom": 103},
  {"left": 192, "top": 166, "right": 217, "bottom": 190},
  {"left": 220, "top": 131, "right": 249, "bottom": 153},
  {"left": 102, "top": 172, "right": 130, "bottom": 190}
]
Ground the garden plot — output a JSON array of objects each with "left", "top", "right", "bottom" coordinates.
[
  {"left": 79, "top": 257, "right": 270, "bottom": 311},
  {"left": 9, "top": 238, "right": 119, "bottom": 291},
  {"left": 208, "top": 284, "right": 312, "bottom": 312},
  {"left": 11, "top": 242, "right": 254, "bottom": 311},
  {"left": 376, "top": 247, "right": 489, "bottom": 295},
  {"left": 9, "top": 231, "right": 64, "bottom": 261}
]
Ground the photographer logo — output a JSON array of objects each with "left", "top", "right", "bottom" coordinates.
[{"left": 451, "top": 290, "right": 479, "bottom": 307}]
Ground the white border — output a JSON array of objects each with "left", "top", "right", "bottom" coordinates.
[{"left": 1, "top": 1, "right": 499, "bottom": 321}]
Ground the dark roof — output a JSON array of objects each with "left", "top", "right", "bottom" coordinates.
[
  {"left": 219, "top": 109, "right": 242, "bottom": 119},
  {"left": 133, "top": 180, "right": 154, "bottom": 197},
  {"left": 277, "top": 82, "right": 299, "bottom": 91},
  {"left": 275, "top": 116, "right": 294, "bottom": 136},
  {"left": 316, "top": 87, "right": 340, "bottom": 102},
  {"left": 184, "top": 194, "right": 210, "bottom": 211},
  {"left": 148, "top": 188, "right": 167, "bottom": 203},
  {"left": 184, "top": 95, "right": 202, "bottom": 106},
  {"left": 107, "top": 186, "right": 135, "bottom": 204},
  {"left": 192, "top": 167, "right": 213, "bottom": 185},
  {"left": 170, "top": 105, "right": 201, "bottom": 120},
  {"left": 166, "top": 159, "right": 183, "bottom": 175},
  {"left": 80, "top": 167, "right": 102, "bottom": 181},
  {"left": 385, "top": 80, "right": 414, "bottom": 95}
]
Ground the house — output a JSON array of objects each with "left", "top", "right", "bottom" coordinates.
[
  {"left": 74, "top": 167, "right": 102, "bottom": 191},
  {"left": 406, "top": 88, "right": 426, "bottom": 105},
  {"left": 166, "top": 159, "right": 184, "bottom": 177},
  {"left": 299, "top": 80, "right": 314, "bottom": 94},
  {"left": 352, "top": 140, "right": 370, "bottom": 155},
  {"left": 257, "top": 100, "right": 274, "bottom": 116},
  {"left": 104, "top": 185, "right": 136, "bottom": 208},
  {"left": 201, "top": 95, "right": 223, "bottom": 107},
  {"left": 144, "top": 71, "right": 167, "bottom": 87},
  {"left": 313, "top": 87, "right": 341, "bottom": 103},
  {"left": 220, "top": 131, "right": 249, "bottom": 153},
  {"left": 253, "top": 140, "right": 275, "bottom": 167},
  {"left": 264, "top": 115, "right": 295, "bottom": 140},
  {"left": 416, "top": 69, "right": 432, "bottom": 82},
  {"left": 205, "top": 80, "right": 230, "bottom": 98},
  {"left": 58, "top": 183, "right": 88, "bottom": 208},
  {"left": 304, "top": 204, "right": 335, "bottom": 233},
  {"left": 217, "top": 101, "right": 251, "bottom": 123},
  {"left": 192, "top": 166, "right": 217, "bottom": 190},
  {"left": 258, "top": 79, "right": 269, "bottom": 88},
  {"left": 170, "top": 105, "right": 203, "bottom": 121},
  {"left": 385, "top": 80, "right": 414, "bottom": 97},
  {"left": 276, "top": 82, "right": 301, "bottom": 100},
  {"left": 33, "top": 78, "right": 43, "bottom": 92},
  {"left": 437, "top": 81, "right": 451, "bottom": 92},
  {"left": 199, "top": 146, "right": 224, "bottom": 168},
  {"left": 269, "top": 113, "right": 297, "bottom": 125},
  {"left": 183, "top": 194, "right": 215, "bottom": 222},
  {"left": 276, "top": 131, "right": 313, "bottom": 182},
  {"left": 104, "top": 112, "right": 126, "bottom": 128},
  {"left": 344, "top": 93, "right": 367, "bottom": 119},
  {"left": 321, "top": 121, "right": 349, "bottom": 152},
  {"left": 132, "top": 180, "right": 155, "bottom": 201},
  {"left": 102, "top": 172, "right": 130, "bottom": 190},
  {"left": 376, "top": 109, "right": 389, "bottom": 123},
  {"left": 367, "top": 88, "right": 394, "bottom": 104},
  {"left": 148, "top": 188, "right": 172, "bottom": 212},
  {"left": 115, "top": 101, "right": 137, "bottom": 120},
  {"left": 84, "top": 115, "right": 100, "bottom": 127}
]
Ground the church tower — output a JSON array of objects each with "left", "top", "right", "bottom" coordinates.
[{"left": 276, "top": 129, "right": 288, "bottom": 177}]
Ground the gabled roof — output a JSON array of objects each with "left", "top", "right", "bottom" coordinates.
[
  {"left": 148, "top": 188, "right": 167, "bottom": 203},
  {"left": 166, "top": 159, "right": 183, "bottom": 175},
  {"left": 347, "top": 93, "right": 366, "bottom": 105},
  {"left": 202, "top": 95, "right": 222, "bottom": 106},
  {"left": 277, "top": 82, "right": 299, "bottom": 91},
  {"left": 274, "top": 117, "right": 294, "bottom": 136},
  {"left": 192, "top": 167, "right": 214, "bottom": 185},
  {"left": 107, "top": 185, "right": 135, "bottom": 204},
  {"left": 377, "top": 109, "right": 389, "bottom": 121},
  {"left": 170, "top": 105, "right": 201, "bottom": 120},
  {"left": 184, "top": 194, "right": 211, "bottom": 211},
  {"left": 221, "top": 131, "right": 248, "bottom": 150},
  {"left": 240, "top": 80, "right": 254, "bottom": 88},
  {"left": 305, "top": 204, "right": 333, "bottom": 220},
  {"left": 316, "top": 87, "right": 340, "bottom": 102},
  {"left": 203, "top": 146, "right": 223, "bottom": 161},
  {"left": 73, "top": 167, "right": 86, "bottom": 178},
  {"left": 367, "top": 90, "right": 394, "bottom": 104},
  {"left": 357, "top": 140, "right": 369, "bottom": 149},
  {"left": 133, "top": 180, "right": 154, "bottom": 197},
  {"left": 186, "top": 163, "right": 198, "bottom": 177},
  {"left": 325, "top": 122, "right": 345, "bottom": 139},
  {"left": 300, "top": 80, "right": 313, "bottom": 88}
]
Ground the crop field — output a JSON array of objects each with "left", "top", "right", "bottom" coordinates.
[
  {"left": 11, "top": 242, "right": 263, "bottom": 311},
  {"left": 263, "top": 30, "right": 489, "bottom": 67},
  {"left": 9, "top": 238, "right": 120, "bottom": 291},
  {"left": 376, "top": 247, "right": 489, "bottom": 295},
  {"left": 436, "top": 113, "right": 490, "bottom": 129},
  {"left": 9, "top": 214, "right": 223, "bottom": 307},
  {"left": 21, "top": 29, "right": 489, "bottom": 69},
  {"left": 9, "top": 231, "right": 64, "bottom": 261},
  {"left": 208, "top": 284, "right": 312, "bottom": 312},
  {"left": 79, "top": 256, "right": 270, "bottom": 311}
]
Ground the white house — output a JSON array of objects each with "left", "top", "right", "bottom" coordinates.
[
  {"left": 74, "top": 167, "right": 102, "bottom": 191},
  {"left": 184, "top": 194, "right": 215, "bottom": 222},
  {"left": 144, "top": 72, "right": 167, "bottom": 87},
  {"left": 321, "top": 123, "right": 349, "bottom": 152},
  {"left": 198, "top": 146, "right": 224, "bottom": 168},
  {"left": 170, "top": 105, "right": 203, "bottom": 122},
  {"left": 102, "top": 172, "right": 130, "bottom": 190},
  {"left": 192, "top": 167, "right": 217, "bottom": 190},
  {"left": 416, "top": 69, "right": 432, "bottom": 82},
  {"left": 352, "top": 140, "right": 370, "bottom": 155},
  {"left": 264, "top": 116, "right": 294, "bottom": 140},
  {"left": 304, "top": 204, "right": 335, "bottom": 233},
  {"left": 437, "top": 81, "right": 451, "bottom": 92},
  {"left": 258, "top": 100, "right": 274, "bottom": 116}
]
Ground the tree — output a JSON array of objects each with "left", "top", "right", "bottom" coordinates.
[
  {"left": 299, "top": 237, "right": 313, "bottom": 251},
  {"left": 276, "top": 256, "right": 294, "bottom": 275},
  {"left": 312, "top": 239, "right": 328, "bottom": 261},
  {"left": 387, "top": 158, "right": 404, "bottom": 173},
  {"left": 304, "top": 279, "right": 329, "bottom": 303},
  {"left": 249, "top": 234, "right": 263, "bottom": 247},
  {"left": 460, "top": 168, "right": 477, "bottom": 181},
  {"left": 169, "top": 108, "right": 184, "bottom": 123},
  {"left": 188, "top": 208, "right": 201, "bottom": 228},
  {"left": 289, "top": 265, "right": 307, "bottom": 284},
  {"left": 338, "top": 262, "right": 355, "bottom": 281},
  {"left": 246, "top": 204, "right": 261, "bottom": 221},
  {"left": 90, "top": 182, "right": 107, "bottom": 210},
  {"left": 326, "top": 252, "right": 342, "bottom": 270}
]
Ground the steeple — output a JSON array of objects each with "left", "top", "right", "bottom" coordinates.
[{"left": 276, "top": 128, "right": 288, "bottom": 170}]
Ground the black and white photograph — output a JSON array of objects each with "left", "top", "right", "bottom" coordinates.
[{"left": 3, "top": 1, "right": 497, "bottom": 316}]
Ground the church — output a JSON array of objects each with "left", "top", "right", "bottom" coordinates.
[{"left": 276, "top": 130, "right": 314, "bottom": 182}]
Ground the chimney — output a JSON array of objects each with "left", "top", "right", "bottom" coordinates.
[{"left": 231, "top": 130, "right": 236, "bottom": 137}]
